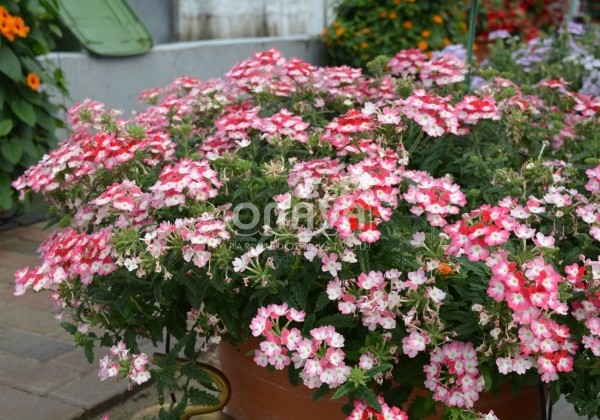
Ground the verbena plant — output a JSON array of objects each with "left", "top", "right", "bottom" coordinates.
[{"left": 11, "top": 43, "right": 600, "bottom": 419}]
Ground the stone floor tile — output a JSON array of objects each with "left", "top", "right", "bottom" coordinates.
[
  {"left": 6, "top": 226, "right": 54, "bottom": 243},
  {"left": 0, "top": 353, "right": 80, "bottom": 395},
  {"left": 0, "top": 325, "right": 73, "bottom": 361},
  {"left": 0, "top": 287, "right": 56, "bottom": 311},
  {"left": 0, "top": 236, "right": 40, "bottom": 254},
  {"left": 0, "top": 250, "right": 40, "bottom": 268},
  {"left": 0, "top": 384, "right": 84, "bottom": 420},
  {"left": 0, "top": 303, "right": 63, "bottom": 336},
  {"left": 49, "top": 347, "right": 97, "bottom": 373},
  {"left": 50, "top": 370, "right": 135, "bottom": 411}
]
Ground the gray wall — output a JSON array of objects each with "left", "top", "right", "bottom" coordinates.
[
  {"left": 46, "top": 36, "right": 324, "bottom": 116},
  {"left": 126, "top": 0, "right": 173, "bottom": 44}
]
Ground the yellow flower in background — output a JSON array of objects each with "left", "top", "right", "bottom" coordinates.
[
  {"left": 403, "top": 21, "right": 413, "bottom": 30},
  {"left": 26, "top": 72, "right": 40, "bottom": 91},
  {"left": 361, "top": 41, "right": 368, "bottom": 49},
  {"left": 443, "top": 37, "right": 452, "bottom": 46},
  {"left": 433, "top": 15, "right": 444, "bottom": 24},
  {"left": 335, "top": 27, "right": 345, "bottom": 37},
  {"left": 389, "top": 11, "right": 398, "bottom": 20},
  {"left": 421, "top": 29, "right": 431, "bottom": 38},
  {"left": 379, "top": 10, "right": 388, "bottom": 19},
  {"left": 393, "top": 0, "right": 401, "bottom": 4},
  {"left": 332, "top": 21, "right": 340, "bottom": 28},
  {"left": 418, "top": 40, "right": 428, "bottom": 51}
]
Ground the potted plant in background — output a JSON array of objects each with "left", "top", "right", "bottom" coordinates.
[
  {"left": 11, "top": 30, "right": 600, "bottom": 419},
  {"left": 0, "top": 0, "right": 67, "bottom": 217},
  {"left": 321, "top": 0, "right": 468, "bottom": 68}
]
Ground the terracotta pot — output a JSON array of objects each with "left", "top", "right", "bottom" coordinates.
[
  {"left": 219, "top": 340, "right": 346, "bottom": 420},
  {"left": 219, "top": 340, "right": 543, "bottom": 420}
]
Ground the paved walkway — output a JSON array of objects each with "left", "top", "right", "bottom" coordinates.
[{"left": 0, "top": 222, "right": 155, "bottom": 420}]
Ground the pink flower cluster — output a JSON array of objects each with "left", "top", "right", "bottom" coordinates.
[
  {"left": 348, "top": 396, "right": 408, "bottom": 420},
  {"left": 454, "top": 95, "right": 501, "bottom": 125},
  {"left": 328, "top": 158, "right": 402, "bottom": 243},
  {"left": 149, "top": 159, "right": 221, "bottom": 208},
  {"left": 14, "top": 228, "right": 115, "bottom": 296},
  {"left": 144, "top": 214, "right": 230, "bottom": 270},
  {"left": 98, "top": 341, "right": 151, "bottom": 387},
  {"left": 400, "top": 90, "right": 460, "bottom": 137},
  {"left": 423, "top": 341, "right": 484, "bottom": 409},
  {"left": 321, "top": 108, "right": 374, "bottom": 149},
  {"left": 403, "top": 171, "right": 466, "bottom": 227},
  {"left": 326, "top": 271, "right": 402, "bottom": 330},
  {"left": 420, "top": 55, "right": 467, "bottom": 87},
  {"left": 517, "top": 316, "right": 576, "bottom": 382},
  {"left": 388, "top": 48, "right": 428, "bottom": 78},
  {"left": 254, "top": 108, "right": 310, "bottom": 143},
  {"left": 287, "top": 157, "right": 345, "bottom": 199},
  {"left": 250, "top": 304, "right": 351, "bottom": 389},
  {"left": 187, "top": 306, "right": 228, "bottom": 348},
  {"left": 90, "top": 180, "right": 152, "bottom": 227}
]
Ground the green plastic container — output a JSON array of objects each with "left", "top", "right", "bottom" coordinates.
[{"left": 55, "top": 0, "right": 153, "bottom": 56}]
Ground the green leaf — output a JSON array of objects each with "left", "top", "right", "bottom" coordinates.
[
  {"left": 48, "top": 23, "right": 63, "bottom": 38},
  {"left": 188, "top": 387, "right": 220, "bottom": 407},
  {"left": 0, "top": 88, "right": 4, "bottom": 111},
  {"left": 331, "top": 382, "right": 355, "bottom": 400},
  {"left": 84, "top": 340, "right": 94, "bottom": 363},
  {"left": 0, "top": 182, "right": 13, "bottom": 210},
  {"left": 1, "top": 138, "right": 23, "bottom": 164},
  {"left": 11, "top": 100, "right": 36, "bottom": 126},
  {"left": 0, "top": 47, "right": 22, "bottom": 81},
  {"left": 0, "top": 120, "right": 12, "bottom": 136},
  {"left": 60, "top": 322, "right": 78, "bottom": 335},
  {"left": 355, "top": 386, "right": 381, "bottom": 411}
]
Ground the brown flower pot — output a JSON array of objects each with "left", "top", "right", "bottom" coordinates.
[
  {"left": 219, "top": 340, "right": 543, "bottom": 420},
  {"left": 219, "top": 340, "right": 346, "bottom": 420}
]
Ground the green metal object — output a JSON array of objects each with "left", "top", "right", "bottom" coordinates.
[
  {"left": 465, "top": 0, "right": 479, "bottom": 91},
  {"left": 55, "top": 0, "right": 153, "bottom": 56}
]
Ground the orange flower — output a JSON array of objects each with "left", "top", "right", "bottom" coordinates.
[
  {"left": 421, "top": 29, "right": 431, "bottom": 38},
  {"left": 335, "top": 27, "right": 345, "bottom": 37},
  {"left": 332, "top": 20, "right": 340, "bottom": 28},
  {"left": 12, "top": 16, "right": 29, "bottom": 38},
  {"left": 379, "top": 10, "right": 388, "bottom": 19},
  {"left": 443, "top": 37, "right": 452, "bottom": 46},
  {"left": 393, "top": 0, "right": 402, "bottom": 4},
  {"left": 26, "top": 72, "right": 40, "bottom": 91},
  {"left": 403, "top": 21, "right": 413, "bottom": 30},
  {"left": 418, "top": 40, "right": 428, "bottom": 51},
  {"left": 433, "top": 15, "right": 444, "bottom": 24},
  {"left": 389, "top": 11, "right": 398, "bottom": 20},
  {"left": 0, "top": 15, "right": 15, "bottom": 41},
  {"left": 437, "top": 263, "right": 455, "bottom": 276},
  {"left": 361, "top": 41, "right": 369, "bottom": 49}
]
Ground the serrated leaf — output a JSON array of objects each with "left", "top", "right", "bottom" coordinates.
[
  {"left": 314, "top": 291, "right": 330, "bottom": 313},
  {"left": 365, "top": 363, "right": 393, "bottom": 378},
  {"left": 1, "top": 138, "right": 23, "bottom": 164},
  {"left": 188, "top": 387, "right": 220, "bottom": 407},
  {"left": 0, "top": 46, "right": 22, "bottom": 81},
  {"left": 331, "top": 382, "right": 355, "bottom": 400},
  {"left": 0, "top": 120, "right": 12, "bottom": 136},
  {"left": 355, "top": 386, "right": 381, "bottom": 411},
  {"left": 311, "top": 383, "right": 331, "bottom": 401},
  {"left": 11, "top": 100, "right": 36, "bottom": 126},
  {"left": 60, "top": 321, "right": 78, "bottom": 334},
  {"left": 84, "top": 341, "right": 94, "bottom": 363},
  {"left": 315, "top": 313, "right": 356, "bottom": 329}
]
